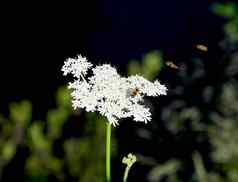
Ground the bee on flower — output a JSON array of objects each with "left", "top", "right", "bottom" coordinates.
[
  {"left": 62, "top": 55, "right": 167, "bottom": 126},
  {"left": 131, "top": 87, "right": 140, "bottom": 97}
]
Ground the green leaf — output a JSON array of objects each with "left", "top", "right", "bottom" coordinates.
[
  {"left": 142, "top": 51, "right": 163, "bottom": 80},
  {"left": 127, "top": 59, "right": 141, "bottom": 76},
  {"left": 9, "top": 100, "right": 32, "bottom": 126},
  {"left": 28, "top": 122, "right": 50, "bottom": 151},
  {"left": 224, "top": 19, "right": 238, "bottom": 41},
  {"left": 26, "top": 155, "right": 48, "bottom": 176},
  {"left": 56, "top": 86, "right": 71, "bottom": 108},
  {"left": 193, "top": 152, "right": 208, "bottom": 182},
  {"left": 1, "top": 140, "right": 16, "bottom": 161},
  {"left": 47, "top": 108, "right": 69, "bottom": 139},
  {"left": 211, "top": 2, "right": 238, "bottom": 19},
  {"left": 148, "top": 160, "right": 180, "bottom": 181}
]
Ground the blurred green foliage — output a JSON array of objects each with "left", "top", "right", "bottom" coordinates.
[
  {"left": 9, "top": 100, "right": 32, "bottom": 127},
  {"left": 128, "top": 50, "right": 163, "bottom": 80},
  {"left": 212, "top": 2, "right": 238, "bottom": 44},
  {"left": 126, "top": 2, "right": 238, "bottom": 182},
  {"left": 211, "top": 2, "right": 237, "bottom": 19},
  {"left": 0, "top": 2, "right": 238, "bottom": 182},
  {"left": 0, "top": 87, "right": 110, "bottom": 182},
  {"left": 148, "top": 160, "right": 180, "bottom": 182}
]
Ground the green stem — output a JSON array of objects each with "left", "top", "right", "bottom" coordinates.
[
  {"left": 106, "top": 122, "right": 111, "bottom": 182},
  {"left": 123, "top": 167, "right": 129, "bottom": 182}
]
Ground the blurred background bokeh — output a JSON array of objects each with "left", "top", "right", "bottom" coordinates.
[{"left": 1, "top": 0, "right": 238, "bottom": 181}]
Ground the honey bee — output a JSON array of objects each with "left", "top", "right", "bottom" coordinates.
[
  {"left": 165, "top": 61, "right": 179, "bottom": 69},
  {"left": 196, "top": 44, "right": 208, "bottom": 51},
  {"left": 131, "top": 87, "right": 140, "bottom": 97}
]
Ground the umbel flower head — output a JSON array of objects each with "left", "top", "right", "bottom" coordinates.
[{"left": 62, "top": 55, "right": 167, "bottom": 126}]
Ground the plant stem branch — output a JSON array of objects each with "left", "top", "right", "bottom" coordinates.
[
  {"left": 106, "top": 122, "right": 111, "bottom": 182},
  {"left": 123, "top": 167, "right": 129, "bottom": 182}
]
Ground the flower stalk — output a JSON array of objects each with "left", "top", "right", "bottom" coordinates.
[
  {"left": 123, "top": 166, "right": 130, "bottom": 182},
  {"left": 122, "top": 153, "right": 137, "bottom": 182},
  {"left": 61, "top": 54, "right": 167, "bottom": 181},
  {"left": 106, "top": 122, "right": 111, "bottom": 182}
]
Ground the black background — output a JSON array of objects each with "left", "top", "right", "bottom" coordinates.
[
  {"left": 1, "top": 1, "right": 225, "bottom": 181},
  {"left": 1, "top": 0, "right": 222, "bottom": 107}
]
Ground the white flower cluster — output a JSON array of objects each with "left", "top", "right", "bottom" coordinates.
[
  {"left": 62, "top": 55, "right": 167, "bottom": 126},
  {"left": 122, "top": 153, "right": 137, "bottom": 168}
]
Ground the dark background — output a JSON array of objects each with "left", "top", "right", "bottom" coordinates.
[
  {"left": 1, "top": 0, "right": 222, "bottom": 108},
  {"left": 0, "top": 1, "right": 229, "bottom": 181}
]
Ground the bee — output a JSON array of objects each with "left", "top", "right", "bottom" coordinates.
[
  {"left": 165, "top": 61, "right": 179, "bottom": 69},
  {"left": 131, "top": 87, "right": 140, "bottom": 97},
  {"left": 196, "top": 44, "right": 208, "bottom": 52}
]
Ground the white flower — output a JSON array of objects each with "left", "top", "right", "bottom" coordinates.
[
  {"left": 128, "top": 104, "right": 152, "bottom": 123},
  {"left": 62, "top": 56, "right": 167, "bottom": 126},
  {"left": 61, "top": 55, "right": 92, "bottom": 78},
  {"left": 122, "top": 153, "right": 137, "bottom": 167},
  {"left": 127, "top": 75, "right": 167, "bottom": 96}
]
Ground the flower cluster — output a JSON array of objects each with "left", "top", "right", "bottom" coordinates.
[
  {"left": 62, "top": 55, "right": 167, "bottom": 126},
  {"left": 122, "top": 153, "right": 137, "bottom": 168}
]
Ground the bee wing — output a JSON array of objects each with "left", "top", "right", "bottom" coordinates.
[
  {"left": 165, "top": 61, "right": 179, "bottom": 69},
  {"left": 196, "top": 44, "right": 208, "bottom": 51}
]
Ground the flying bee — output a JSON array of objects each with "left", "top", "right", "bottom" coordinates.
[
  {"left": 131, "top": 87, "right": 140, "bottom": 97},
  {"left": 165, "top": 61, "right": 179, "bottom": 69},
  {"left": 195, "top": 44, "right": 208, "bottom": 52}
]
